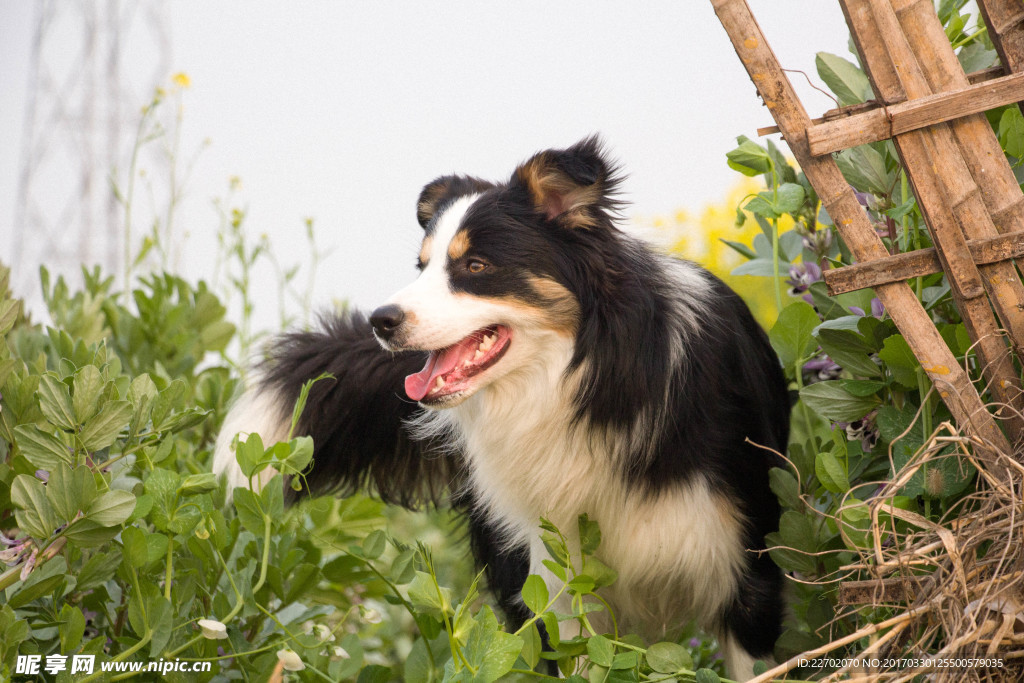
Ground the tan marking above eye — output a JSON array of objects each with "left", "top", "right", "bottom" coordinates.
[
  {"left": 447, "top": 230, "right": 471, "bottom": 260},
  {"left": 419, "top": 235, "right": 434, "bottom": 267}
]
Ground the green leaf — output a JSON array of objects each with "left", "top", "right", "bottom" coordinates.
[
  {"left": 587, "top": 634, "right": 615, "bottom": 667},
  {"left": 695, "top": 668, "right": 722, "bottom": 683},
  {"left": 769, "top": 467, "right": 801, "bottom": 510},
  {"left": 836, "top": 144, "right": 891, "bottom": 195},
  {"left": 8, "top": 557, "right": 67, "bottom": 608},
  {"left": 63, "top": 519, "right": 120, "bottom": 547},
  {"left": 775, "top": 183, "right": 806, "bottom": 215},
  {"left": 362, "top": 529, "right": 387, "bottom": 560},
  {"left": 726, "top": 138, "right": 772, "bottom": 177},
  {"left": 521, "top": 574, "right": 549, "bottom": 614},
  {"left": 567, "top": 576, "right": 595, "bottom": 598},
  {"left": 72, "top": 365, "right": 104, "bottom": 423},
  {"left": 999, "top": 107, "right": 1024, "bottom": 159},
  {"left": 646, "top": 641, "right": 693, "bottom": 673},
  {"left": 232, "top": 487, "right": 266, "bottom": 535},
  {"left": 46, "top": 463, "right": 98, "bottom": 522},
  {"left": 356, "top": 666, "right": 392, "bottom": 683},
  {"left": 578, "top": 513, "right": 601, "bottom": 556},
  {"left": 770, "top": 302, "right": 820, "bottom": 367},
  {"left": 79, "top": 400, "right": 132, "bottom": 451},
  {"left": 720, "top": 239, "right": 756, "bottom": 260},
  {"left": 59, "top": 604, "right": 87, "bottom": 653},
  {"left": 816, "top": 448, "right": 850, "bottom": 493},
  {"left": 76, "top": 548, "right": 122, "bottom": 591},
  {"left": 958, "top": 42, "right": 997, "bottom": 74},
  {"left": 731, "top": 258, "right": 783, "bottom": 277},
  {"left": 13, "top": 424, "right": 72, "bottom": 470},
  {"left": 799, "top": 381, "right": 880, "bottom": 422},
  {"left": 407, "top": 571, "right": 452, "bottom": 617},
  {"left": 121, "top": 526, "right": 150, "bottom": 568},
  {"left": 86, "top": 490, "right": 137, "bottom": 527},
  {"left": 127, "top": 373, "right": 158, "bottom": 435},
  {"left": 877, "top": 334, "right": 920, "bottom": 388},
  {"left": 840, "top": 379, "right": 885, "bottom": 397},
  {"left": 815, "top": 52, "right": 870, "bottom": 106},
  {"left": 11, "top": 474, "right": 60, "bottom": 539},
  {"left": 177, "top": 472, "right": 218, "bottom": 496},
  {"left": 817, "top": 328, "right": 883, "bottom": 378},
  {"left": 520, "top": 622, "right": 543, "bottom": 668},
  {"left": 463, "top": 606, "right": 523, "bottom": 682},
  {"left": 38, "top": 374, "right": 76, "bottom": 430},
  {"left": 582, "top": 555, "right": 618, "bottom": 588}
]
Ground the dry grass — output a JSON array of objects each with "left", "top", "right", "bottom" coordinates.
[{"left": 753, "top": 411, "right": 1024, "bottom": 682}]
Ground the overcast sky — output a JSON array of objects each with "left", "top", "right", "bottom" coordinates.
[{"left": 0, "top": 1, "right": 852, "bottom": 331}]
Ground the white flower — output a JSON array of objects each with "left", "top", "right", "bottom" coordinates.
[
  {"left": 277, "top": 649, "right": 305, "bottom": 671},
  {"left": 314, "top": 624, "right": 335, "bottom": 642},
  {"left": 361, "top": 607, "right": 382, "bottom": 624},
  {"left": 332, "top": 646, "right": 350, "bottom": 660},
  {"left": 198, "top": 618, "right": 229, "bottom": 640}
]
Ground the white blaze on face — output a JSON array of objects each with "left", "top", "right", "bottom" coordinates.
[{"left": 384, "top": 194, "right": 498, "bottom": 351}]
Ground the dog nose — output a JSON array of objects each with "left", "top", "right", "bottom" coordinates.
[{"left": 370, "top": 304, "right": 406, "bottom": 340}]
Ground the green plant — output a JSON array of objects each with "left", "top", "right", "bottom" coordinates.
[{"left": 721, "top": 0, "right": 1007, "bottom": 671}]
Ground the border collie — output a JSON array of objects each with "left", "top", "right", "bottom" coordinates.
[{"left": 214, "top": 137, "right": 790, "bottom": 679}]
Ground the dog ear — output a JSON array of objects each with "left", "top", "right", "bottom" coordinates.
[
  {"left": 416, "top": 175, "right": 494, "bottom": 229},
  {"left": 512, "top": 136, "right": 623, "bottom": 229}
]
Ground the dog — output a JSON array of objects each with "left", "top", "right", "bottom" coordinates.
[{"left": 213, "top": 136, "right": 790, "bottom": 679}]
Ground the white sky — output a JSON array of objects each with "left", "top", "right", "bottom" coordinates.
[{"left": 0, "top": 1, "right": 852, "bottom": 331}]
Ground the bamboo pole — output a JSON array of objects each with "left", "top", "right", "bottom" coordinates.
[
  {"left": 806, "top": 71, "right": 1024, "bottom": 155},
  {"left": 977, "top": 0, "right": 1024, "bottom": 74},
  {"left": 823, "top": 231, "right": 1024, "bottom": 295},
  {"left": 710, "top": 0, "right": 1012, "bottom": 455},
  {"left": 892, "top": 0, "right": 1024, "bottom": 279},
  {"left": 839, "top": 0, "right": 1024, "bottom": 445}
]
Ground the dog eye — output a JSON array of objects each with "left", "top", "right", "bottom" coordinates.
[{"left": 467, "top": 260, "right": 488, "bottom": 274}]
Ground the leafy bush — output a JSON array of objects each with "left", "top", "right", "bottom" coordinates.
[
  {"left": 1, "top": 259, "right": 737, "bottom": 682},
  {"left": 722, "top": 0, "right": 1012, "bottom": 671}
]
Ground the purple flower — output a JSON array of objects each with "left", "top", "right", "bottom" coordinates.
[
  {"left": 871, "top": 298, "right": 885, "bottom": 318},
  {"left": 803, "top": 356, "right": 841, "bottom": 383},
  {"left": 802, "top": 228, "right": 833, "bottom": 257},
  {"left": 849, "top": 298, "right": 885, "bottom": 320},
  {"left": 837, "top": 410, "right": 880, "bottom": 452},
  {"left": 787, "top": 262, "right": 823, "bottom": 296},
  {"left": 35, "top": 470, "right": 49, "bottom": 483}
]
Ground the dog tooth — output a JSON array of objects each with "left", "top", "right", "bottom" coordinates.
[
  {"left": 435, "top": 376, "right": 445, "bottom": 389},
  {"left": 474, "top": 349, "right": 484, "bottom": 360}
]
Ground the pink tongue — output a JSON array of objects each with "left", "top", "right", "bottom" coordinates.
[{"left": 404, "top": 336, "right": 479, "bottom": 401}]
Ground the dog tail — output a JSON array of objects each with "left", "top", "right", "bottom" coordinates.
[{"left": 213, "top": 311, "right": 456, "bottom": 507}]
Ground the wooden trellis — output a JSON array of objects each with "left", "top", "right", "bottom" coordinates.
[{"left": 712, "top": 0, "right": 1024, "bottom": 465}]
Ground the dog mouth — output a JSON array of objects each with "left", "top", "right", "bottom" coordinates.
[{"left": 404, "top": 325, "right": 512, "bottom": 403}]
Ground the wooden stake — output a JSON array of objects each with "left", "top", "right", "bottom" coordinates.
[
  {"left": 710, "top": 0, "right": 1012, "bottom": 455},
  {"left": 806, "top": 71, "right": 1024, "bottom": 155},
  {"left": 840, "top": 0, "right": 1024, "bottom": 444},
  {"left": 823, "top": 231, "right": 1024, "bottom": 295},
  {"left": 977, "top": 0, "right": 1024, "bottom": 76}
]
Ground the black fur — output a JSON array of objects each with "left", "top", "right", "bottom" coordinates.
[{"left": 258, "top": 313, "right": 452, "bottom": 506}]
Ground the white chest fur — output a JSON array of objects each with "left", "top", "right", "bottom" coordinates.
[{"left": 434, "top": 338, "right": 748, "bottom": 637}]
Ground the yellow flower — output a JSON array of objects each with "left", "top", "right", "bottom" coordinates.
[{"left": 172, "top": 72, "right": 192, "bottom": 89}]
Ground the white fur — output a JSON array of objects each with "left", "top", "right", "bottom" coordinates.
[{"left": 212, "top": 388, "right": 288, "bottom": 494}]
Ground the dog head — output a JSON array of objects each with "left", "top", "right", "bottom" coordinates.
[{"left": 370, "top": 136, "right": 623, "bottom": 407}]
